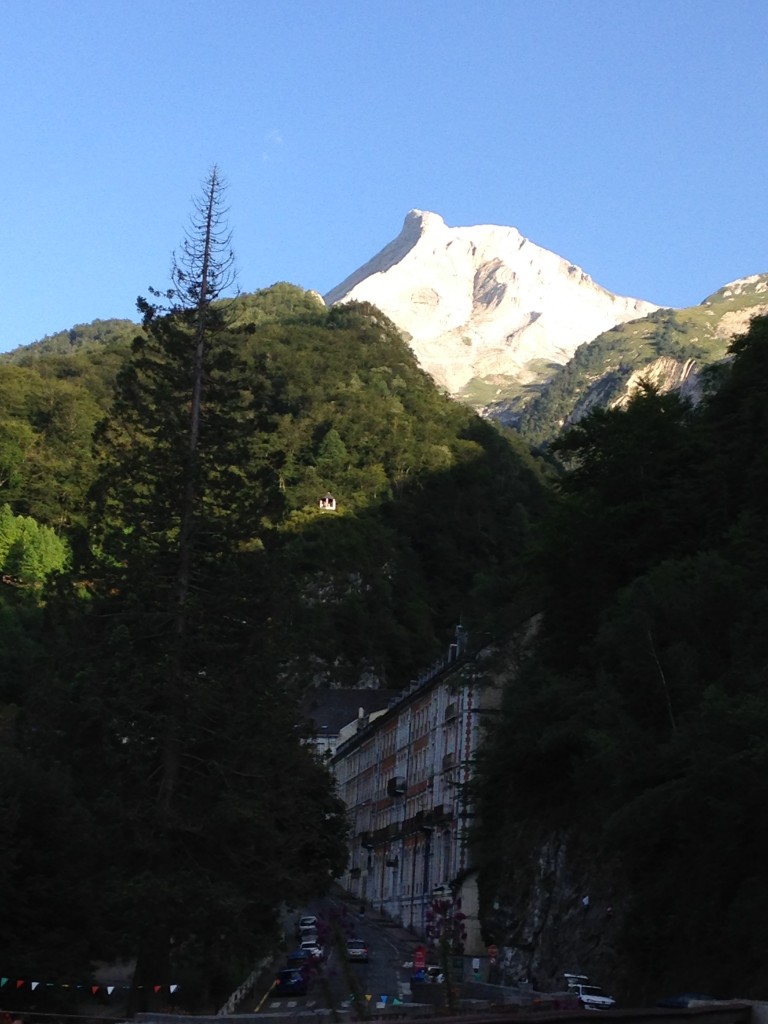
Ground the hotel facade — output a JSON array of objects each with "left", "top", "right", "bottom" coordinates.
[{"left": 330, "top": 630, "right": 509, "bottom": 954}]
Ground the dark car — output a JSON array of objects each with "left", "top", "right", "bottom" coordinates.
[
  {"left": 286, "top": 949, "right": 312, "bottom": 966},
  {"left": 274, "top": 968, "right": 308, "bottom": 996},
  {"left": 346, "top": 938, "right": 370, "bottom": 962}
]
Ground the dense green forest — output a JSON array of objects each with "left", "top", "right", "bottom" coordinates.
[
  {"left": 3, "top": 168, "right": 767, "bottom": 1008},
  {"left": 0, "top": 288, "right": 549, "bottom": 685},
  {"left": 475, "top": 314, "right": 768, "bottom": 999},
  {"left": 0, "top": 176, "right": 550, "bottom": 1012}
]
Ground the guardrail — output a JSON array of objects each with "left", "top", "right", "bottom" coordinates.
[
  {"left": 216, "top": 956, "right": 271, "bottom": 1016},
  {"left": 131, "top": 996, "right": 755, "bottom": 1024}
]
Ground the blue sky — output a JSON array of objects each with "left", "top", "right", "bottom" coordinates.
[{"left": 1, "top": 0, "right": 765, "bottom": 353}]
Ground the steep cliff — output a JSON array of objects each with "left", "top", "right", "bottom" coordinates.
[{"left": 481, "top": 832, "right": 629, "bottom": 999}]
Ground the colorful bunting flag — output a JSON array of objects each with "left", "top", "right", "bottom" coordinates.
[{"left": 0, "top": 975, "right": 179, "bottom": 996}]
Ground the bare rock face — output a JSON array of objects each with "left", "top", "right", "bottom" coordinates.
[
  {"left": 615, "top": 356, "right": 703, "bottom": 408},
  {"left": 324, "top": 211, "right": 659, "bottom": 397}
]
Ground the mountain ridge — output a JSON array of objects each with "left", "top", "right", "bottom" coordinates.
[{"left": 511, "top": 273, "right": 768, "bottom": 444}]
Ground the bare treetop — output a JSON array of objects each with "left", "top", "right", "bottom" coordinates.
[{"left": 171, "top": 165, "right": 237, "bottom": 310}]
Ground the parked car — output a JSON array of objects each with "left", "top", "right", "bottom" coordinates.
[
  {"left": 346, "top": 938, "right": 369, "bottom": 962},
  {"left": 286, "top": 949, "right": 312, "bottom": 966},
  {"left": 564, "top": 974, "right": 616, "bottom": 1010},
  {"left": 573, "top": 984, "right": 616, "bottom": 1010},
  {"left": 296, "top": 914, "right": 318, "bottom": 938},
  {"left": 409, "top": 964, "right": 441, "bottom": 986},
  {"left": 274, "top": 968, "right": 308, "bottom": 996},
  {"left": 300, "top": 938, "right": 324, "bottom": 960}
]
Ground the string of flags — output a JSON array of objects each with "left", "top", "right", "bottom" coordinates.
[
  {"left": 0, "top": 978, "right": 179, "bottom": 997},
  {"left": 347, "top": 993, "right": 402, "bottom": 1008}
]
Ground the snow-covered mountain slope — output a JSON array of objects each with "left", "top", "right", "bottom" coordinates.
[{"left": 324, "top": 210, "right": 659, "bottom": 401}]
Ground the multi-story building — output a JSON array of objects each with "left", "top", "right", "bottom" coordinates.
[
  {"left": 301, "top": 689, "right": 400, "bottom": 759},
  {"left": 330, "top": 628, "right": 505, "bottom": 955}
]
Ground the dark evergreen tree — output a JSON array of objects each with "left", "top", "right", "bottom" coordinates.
[{"left": 26, "top": 170, "right": 346, "bottom": 1009}]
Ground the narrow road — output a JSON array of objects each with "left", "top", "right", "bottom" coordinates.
[{"left": 255, "top": 895, "right": 424, "bottom": 1015}]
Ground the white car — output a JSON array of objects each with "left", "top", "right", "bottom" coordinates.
[
  {"left": 296, "top": 914, "right": 318, "bottom": 937},
  {"left": 564, "top": 974, "right": 616, "bottom": 1010},
  {"left": 300, "top": 938, "right": 324, "bottom": 960},
  {"left": 573, "top": 984, "right": 616, "bottom": 1010}
]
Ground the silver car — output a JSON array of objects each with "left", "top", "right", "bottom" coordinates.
[{"left": 346, "top": 938, "right": 369, "bottom": 963}]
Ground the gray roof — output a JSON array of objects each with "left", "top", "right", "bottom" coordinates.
[{"left": 301, "top": 689, "right": 399, "bottom": 736}]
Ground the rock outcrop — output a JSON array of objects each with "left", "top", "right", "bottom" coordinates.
[
  {"left": 324, "top": 210, "right": 659, "bottom": 399},
  {"left": 615, "top": 356, "right": 702, "bottom": 408}
]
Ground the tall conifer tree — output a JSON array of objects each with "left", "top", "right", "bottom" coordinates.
[{"left": 67, "top": 170, "right": 345, "bottom": 1008}]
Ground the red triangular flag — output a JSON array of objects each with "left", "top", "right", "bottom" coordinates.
[
  {"left": 16, "top": 980, "right": 25, "bottom": 989},
  {"left": 154, "top": 985, "right": 161, "bottom": 993},
  {"left": 92, "top": 986, "right": 100, "bottom": 995}
]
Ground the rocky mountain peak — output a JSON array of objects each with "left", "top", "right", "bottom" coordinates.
[
  {"left": 324, "top": 212, "right": 659, "bottom": 403},
  {"left": 324, "top": 210, "right": 449, "bottom": 305}
]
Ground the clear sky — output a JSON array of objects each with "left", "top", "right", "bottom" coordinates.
[{"left": 1, "top": 0, "right": 765, "bottom": 353}]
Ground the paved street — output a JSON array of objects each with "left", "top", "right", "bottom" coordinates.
[{"left": 255, "top": 894, "right": 425, "bottom": 1015}]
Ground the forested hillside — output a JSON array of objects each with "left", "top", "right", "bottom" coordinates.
[
  {"left": 0, "top": 217, "right": 550, "bottom": 1009},
  {"left": 475, "top": 314, "right": 768, "bottom": 1001},
  {"left": 0, "top": 282, "right": 549, "bottom": 684},
  {"left": 4, "top": 172, "right": 767, "bottom": 1010}
]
